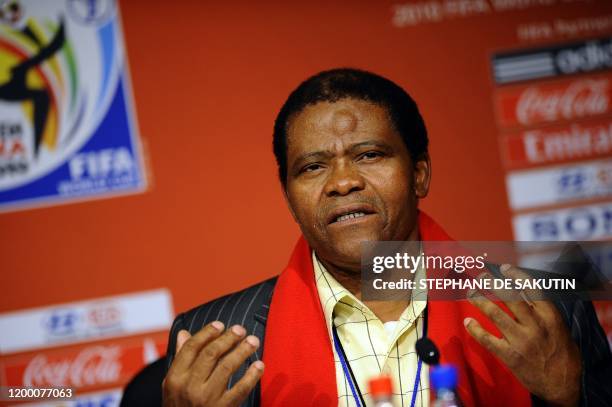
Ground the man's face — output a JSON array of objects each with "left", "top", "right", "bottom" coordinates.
[{"left": 284, "top": 98, "right": 431, "bottom": 271}]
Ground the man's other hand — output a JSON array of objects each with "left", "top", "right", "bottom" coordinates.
[
  {"left": 464, "top": 265, "right": 581, "bottom": 407},
  {"left": 162, "top": 322, "right": 265, "bottom": 407}
]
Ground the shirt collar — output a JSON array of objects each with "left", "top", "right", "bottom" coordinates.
[{"left": 313, "top": 251, "right": 427, "bottom": 346}]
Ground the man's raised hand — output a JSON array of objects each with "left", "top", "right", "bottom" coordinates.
[
  {"left": 163, "top": 322, "right": 264, "bottom": 407},
  {"left": 464, "top": 264, "right": 581, "bottom": 407}
]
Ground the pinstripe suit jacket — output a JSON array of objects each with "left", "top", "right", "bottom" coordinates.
[
  {"left": 165, "top": 276, "right": 612, "bottom": 407},
  {"left": 165, "top": 277, "right": 277, "bottom": 407}
]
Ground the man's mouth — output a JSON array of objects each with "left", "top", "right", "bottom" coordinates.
[
  {"left": 327, "top": 204, "right": 377, "bottom": 225},
  {"left": 335, "top": 211, "right": 367, "bottom": 223}
]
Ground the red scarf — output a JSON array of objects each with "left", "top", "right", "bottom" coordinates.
[{"left": 261, "top": 212, "right": 530, "bottom": 406}]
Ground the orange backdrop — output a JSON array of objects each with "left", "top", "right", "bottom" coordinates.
[{"left": 1, "top": 0, "right": 611, "bottom": 318}]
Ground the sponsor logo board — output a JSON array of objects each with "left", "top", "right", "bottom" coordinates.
[
  {"left": 1, "top": 334, "right": 166, "bottom": 393},
  {"left": 495, "top": 73, "right": 612, "bottom": 128},
  {"left": 20, "top": 388, "right": 123, "bottom": 407},
  {"left": 0, "top": 289, "right": 173, "bottom": 354},
  {"left": 501, "top": 118, "right": 612, "bottom": 169},
  {"left": 492, "top": 37, "right": 612, "bottom": 85},
  {"left": 506, "top": 160, "right": 612, "bottom": 210},
  {"left": 512, "top": 202, "right": 612, "bottom": 241}
]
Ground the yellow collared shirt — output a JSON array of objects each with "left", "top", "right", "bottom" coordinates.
[{"left": 314, "top": 252, "right": 429, "bottom": 407}]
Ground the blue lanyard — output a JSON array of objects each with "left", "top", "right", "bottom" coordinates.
[
  {"left": 332, "top": 308, "right": 427, "bottom": 407},
  {"left": 332, "top": 325, "right": 366, "bottom": 407}
]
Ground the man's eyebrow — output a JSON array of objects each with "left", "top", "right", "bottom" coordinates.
[
  {"left": 348, "top": 141, "right": 393, "bottom": 152},
  {"left": 291, "top": 140, "right": 393, "bottom": 170},
  {"left": 295, "top": 150, "right": 330, "bottom": 162}
]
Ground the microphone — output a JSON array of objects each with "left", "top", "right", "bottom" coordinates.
[{"left": 415, "top": 337, "right": 440, "bottom": 366}]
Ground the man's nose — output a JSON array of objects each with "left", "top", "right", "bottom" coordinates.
[{"left": 323, "top": 161, "right": 365, "bottom": 197}]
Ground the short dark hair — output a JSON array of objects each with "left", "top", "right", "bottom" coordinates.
[{"left": 273, "top": 68, "right": 429, "bottom": 187}]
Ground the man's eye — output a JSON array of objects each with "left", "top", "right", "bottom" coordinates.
[
  {"left": 302, "top": 163, "right": 323, "bottom": 173},
  {"left": 359, "top": 151, "right": 383, "bottom": 160}
]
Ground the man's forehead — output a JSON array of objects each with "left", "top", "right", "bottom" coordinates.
[
  {"left": 287, "top": 99, "right": 392, "bottom": 146},
  {"left": 330, "top": 109, "right": 359, "bottom": 135}
]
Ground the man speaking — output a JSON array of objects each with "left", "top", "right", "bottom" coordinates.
[{"left": 162, "top": 69, "right": 612, "bottom": 406}]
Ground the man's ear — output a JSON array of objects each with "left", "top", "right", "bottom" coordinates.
[
  {"left": 414, "top": 153, "right": 431, "bottom": 198},
  {"left": 283, "top": 188, "right": 299, "bottom": 223}
]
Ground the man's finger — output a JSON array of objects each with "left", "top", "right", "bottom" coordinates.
[
  {"left": 207, "top": 335, "right": 260, "bottom": 389},
  {"left": 176, "top": 330, "right": 191, "bottom": 354},
  {"left": 169, "top": 321, "right": 225, "bottom": 374},
  {"left": 478, "top": 269, "right": 538, "bottom": 328},
  {"left": 467, "top": 289, "right": 521, "bottom": 341},
  {"left": 190, "top": 325, "right": 248, "bottom": 382},
  {"left": 473, "top": 271, "right": 520, "bottom": 302},
  {"left": 222, "top": 361, "right": 265, "bottom": 407},
  {"left": 464, "top": 317, "right": 511, "bottom": 359},
  {"left": 499, "top": 264, "right": 541, "bottom": 300},
  {"left": 500, "top": 264, "right": 559, "bottom": 322}
]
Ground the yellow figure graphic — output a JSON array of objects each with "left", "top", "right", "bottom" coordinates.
[{"left": 0, "top": 0, "right": 65, "bottom": 157}]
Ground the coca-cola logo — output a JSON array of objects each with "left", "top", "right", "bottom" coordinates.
[
  {"left": 516, "top": 79, "right": 610, "bottom": 125},
  {"left": 23, "top": 346, "right": 122, "bottom": 388}
]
